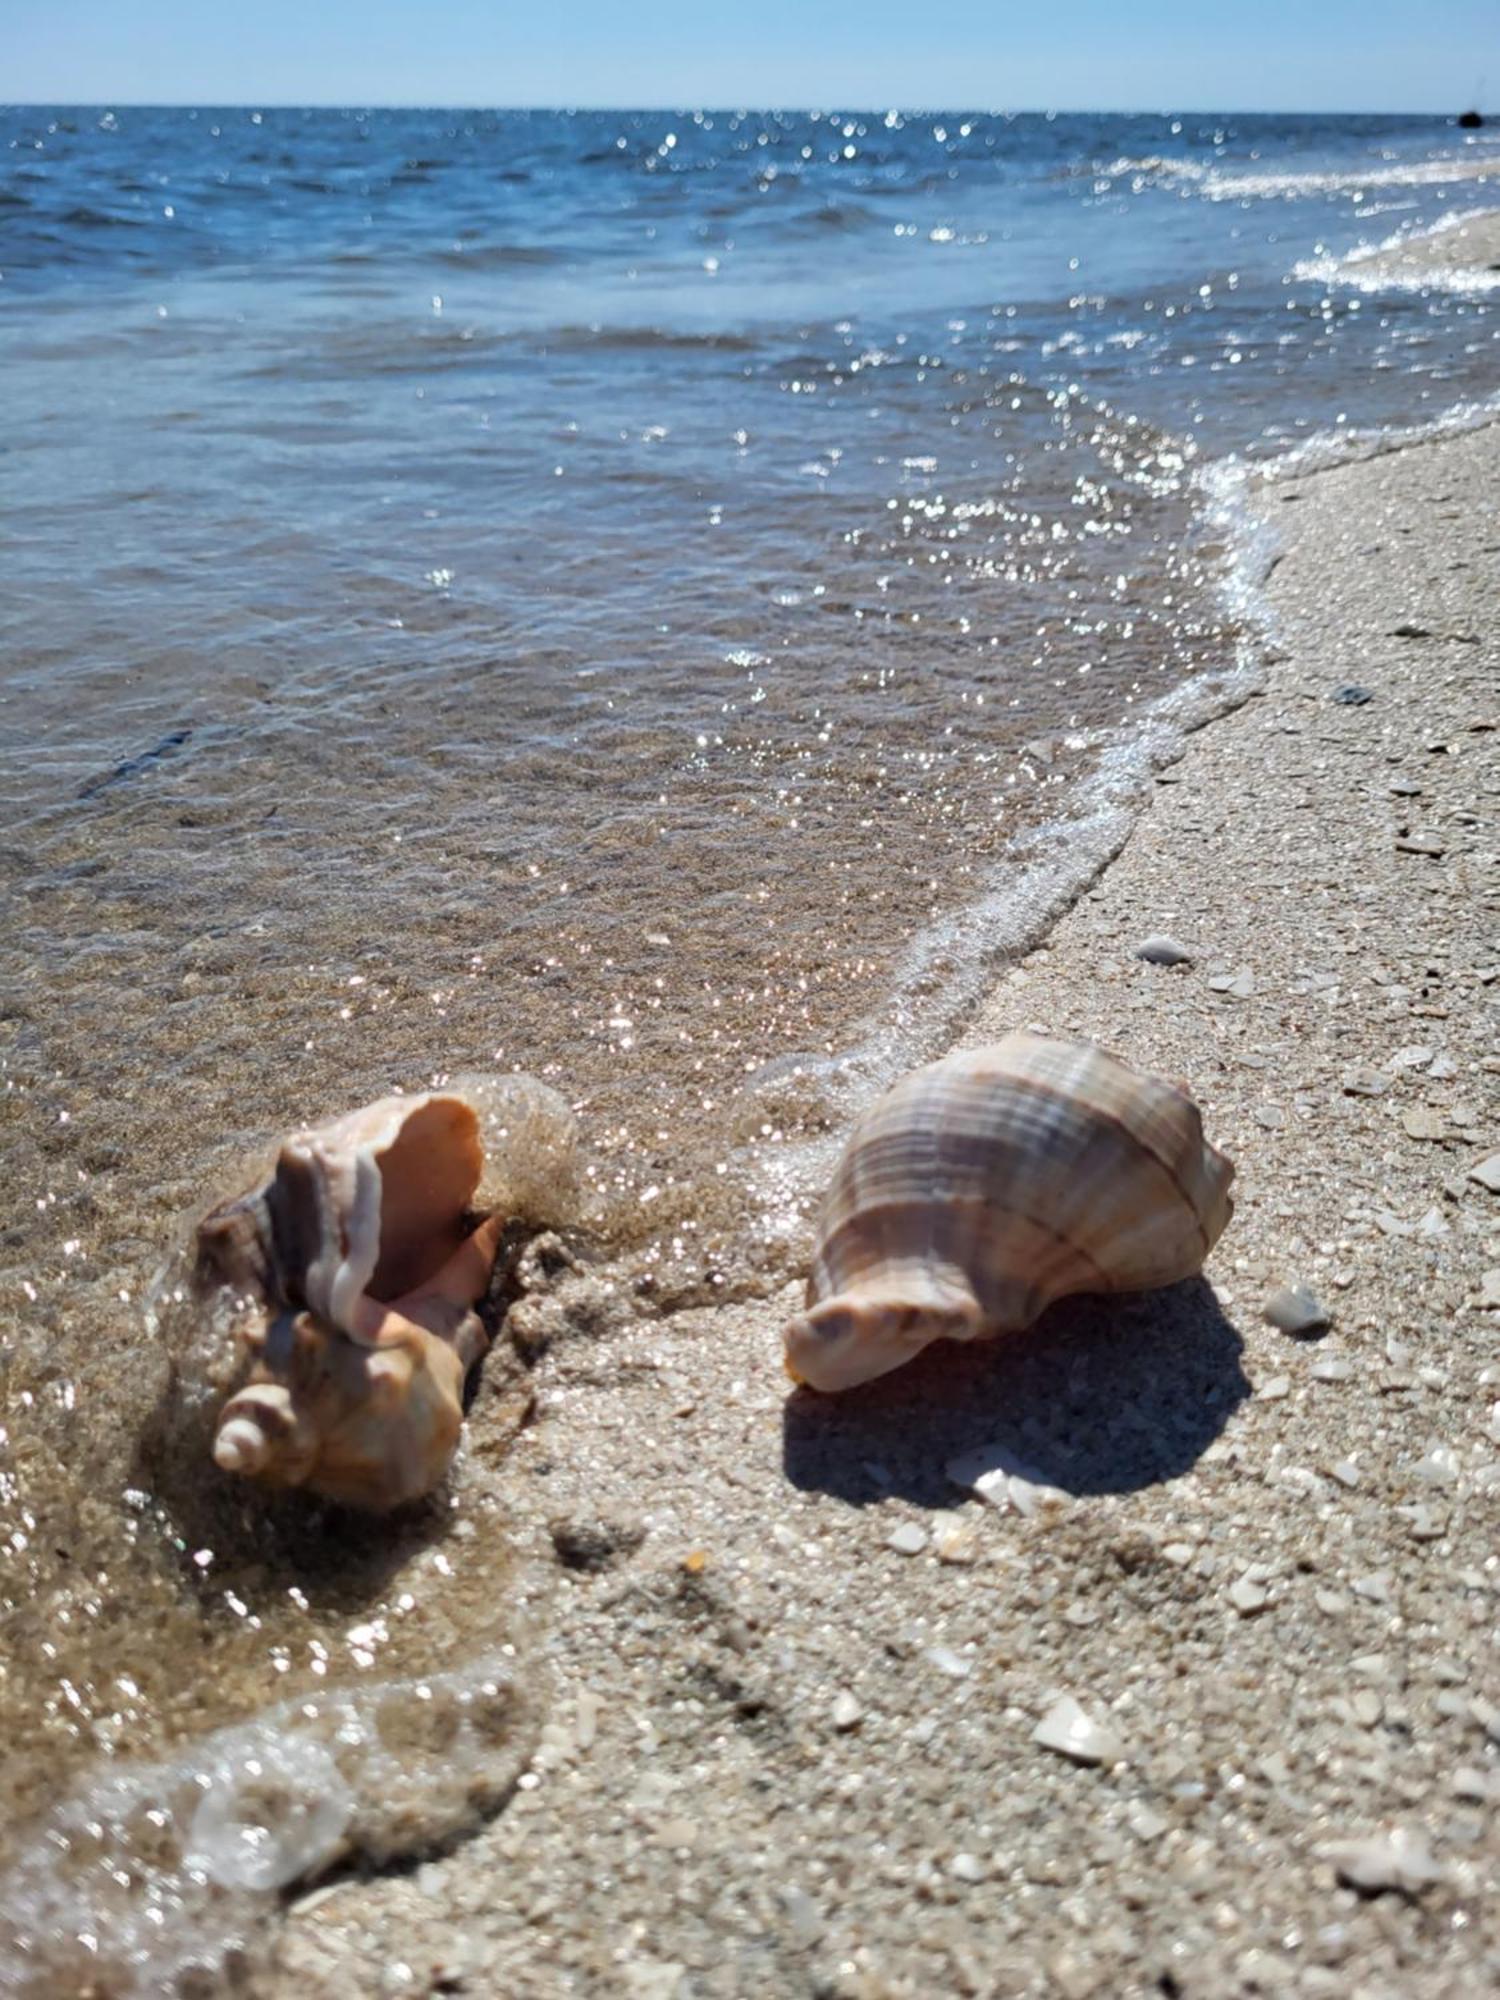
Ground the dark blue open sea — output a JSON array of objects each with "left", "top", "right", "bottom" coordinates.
[{"left": 1, "top": 107, "right": 1498, "bottom": 1990}]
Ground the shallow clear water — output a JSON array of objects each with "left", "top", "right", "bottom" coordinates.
[{"left": 1, "top": 105, "right": 1497, "bottom": 1987}]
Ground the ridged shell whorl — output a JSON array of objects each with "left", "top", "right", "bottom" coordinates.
[{"left": 784, "top": 1032, "right": 1234, "bottom": 1393}]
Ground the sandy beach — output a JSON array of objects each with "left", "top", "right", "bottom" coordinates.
[{"left": 264, "top": 409, "right": 1500, "bottom": 1992}]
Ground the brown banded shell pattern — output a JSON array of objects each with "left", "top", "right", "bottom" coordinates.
[{"left": 788, "top": 1033, "right": 1234, "bottom": 1392}]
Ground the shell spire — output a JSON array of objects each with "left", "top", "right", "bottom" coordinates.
[{"left": 784, "top": 1033, "right": 1234, "bottom": 1393}]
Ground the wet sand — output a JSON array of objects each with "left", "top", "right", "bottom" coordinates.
[{"left": 268, "top": 420, "right": 1500, "bottom": 1988}]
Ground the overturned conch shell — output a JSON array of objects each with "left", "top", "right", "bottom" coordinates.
[
  {"left": 199, "top": 1093, "right": 502, "bottom": 1509},
  {"left": 784, "top": 1032, "right": 1235, "bottom": 1393}
]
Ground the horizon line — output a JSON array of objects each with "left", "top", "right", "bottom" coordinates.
[{"left": 1, "top": 100, "right": 1477, "bottom": 119}]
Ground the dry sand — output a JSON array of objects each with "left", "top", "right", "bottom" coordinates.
[{"left": 272, "top": 419, "right": 1499, "bottom": 1999}]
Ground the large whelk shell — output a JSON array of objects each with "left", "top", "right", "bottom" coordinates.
[
  {"left": 783, "top": 1032, "right": 1235, "bottom": 1393},
  {"left": 199, "top": 1092, "right": 502, "bottom": 1510}
]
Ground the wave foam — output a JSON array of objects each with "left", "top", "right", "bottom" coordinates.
[
  {"left": 1292, "top": 205, "right": 1500, "bottom": 294},
  {"left": 1106, "top": 149, "right": 1500, "bottom": 203},
  {"left": 0, "top": 1651, "right": 535, "bottom": 1994}
]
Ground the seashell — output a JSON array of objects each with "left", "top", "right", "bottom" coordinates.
[
  {"left": 783, "top": 1032, "right": 1234, "bottom": 1393},
  {"left": 198, "top": 1092, "right": 503, "bottom": 1509}
]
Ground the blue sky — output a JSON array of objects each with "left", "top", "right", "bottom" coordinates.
[{"left": 6, "top": 0, "right": 1494, "bottom": 112}]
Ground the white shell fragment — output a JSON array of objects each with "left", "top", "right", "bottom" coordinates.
[
  {"left": 784, "top": 1032, "right": 1235, "bottom": 1392},
  {"left": 1032, "top": 1696, "right": 1124, "bottom": 1767},
  {"left": 1323, "top": 1827, "right": 1447, "bottom": 1896},
  {"left": 946, "top": 1440, "right": 1071, "bottom": 1518}
]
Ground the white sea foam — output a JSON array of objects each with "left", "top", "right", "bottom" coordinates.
[
  {"left": 1106, "top": 149, "right": 1500, "bottom": 203},
  {"left": 1246, "top": 384, "right": 1500, "bottom": 483},
  {"left": 0, "top": 1653, "right": 533, "bottom": 1994},
  {"left": 1292, "top": 205, "right": 1500, "bottom": 295}
]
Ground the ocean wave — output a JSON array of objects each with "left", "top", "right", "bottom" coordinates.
[
  {"left": 1291, "top": 205, "right": 1500, "bottom": 294},
  {"left": 429, "top": 240, "right": 569, "bottom": 269},
  {"left": 542, "top": 322, "right": 761, "bottom": 353},
  {"left": 237, "top": 318, "right": 762, "bottom": 381},
  {"left": 56, "top": 203, "right": 147, "bottom": 229},
  {"left": 1104, "top": 149, "right": 1500, "bottom": 201},
  {"left": 1205, "top": 381, "right": 1500, "bottom": 494}
]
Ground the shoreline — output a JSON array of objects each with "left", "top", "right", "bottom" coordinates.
[
  {"left": 272, "top": 418, "right": 1500, "bottom": 1989},
  {"left": 1292, "top": 198, "right": 1500, "bottom": 295}
]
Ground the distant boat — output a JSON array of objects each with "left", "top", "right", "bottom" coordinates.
[{"left": 1457, "top": 108, "right": 1485, "bottom": 128}]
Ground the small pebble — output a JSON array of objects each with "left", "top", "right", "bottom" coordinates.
[
  {"left": 831, "top": 1691, "right": 864, "bottom": 1732},
  {"left": 1413, "top": 1444, "right": 1459, "bottom": 1486},
  {"left": 1401, "top": 1505, "right": 1446, "bottom": 1541},
  {"left": 1468, "top": 1154, "right": 1500, "bottom": 1194},
  {"left": 1387, "top": 1044, "right": 1433, "bottom": 1070},
  {"left": 1258, "top": 1376, "right": 1292, "bottom": 1402},
  {"left": 925, "top": 1646, "right": 971, "bottom": 1680},
  {"left": 1395, "top": 833, "right": 1445, "bottom": 857},
  {"left": 887, "top": 1522, "right": 929, "bottom": 1557},
  {"left": 1207, "top": 968, "right": 1256, "bottom": 998},
  {"left": 1032, "top": 1695, "right": 1123, "bottom": 1767},
  {"left": 1254, "top": 1104, "right": 1287, "bottom": 1130},
  {"left": 548, "top": 1512, "right": 647, "bottom": 1572},
  {"left": 1228, "top": 1575, "right": 1270, "bottom": 1616},
  {"left": 949, "top": 1852, "right": 986, "bottom": 1883},
  {"left": 1310, "top": 1356, "right": 1353, "bottom": 1382},
  {"left": 1341, "top": 1067, "right": 1388, "bottom": 1097},
  {"left": 573, "top": 1689, "right": 601, "bottom": 1752},
  {"left": 1328, "top": 1459, "right": 1361, "bottom": 1490},
  {"left": 1479, "top": 1270, "right": 1500, "bottom": 1311},
  {"left": 1135, "top": 934, "right": 1194, "bottom": 966},
  {"left": 779, "top": 1886, "right": 824, "bottom": 1948},
  {"left": 1330, "top": 684, "right": 1374, "bottom": 705},
  {"left": 930, "top": 1511, "right": 980, "bottom": 1564},
  {"left": 1263, "top": 1285, "right": 1331, "bottom": 1335},
  {"left": 1401, "top": 1107, "right": 1448, "bottom": 1142}
]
